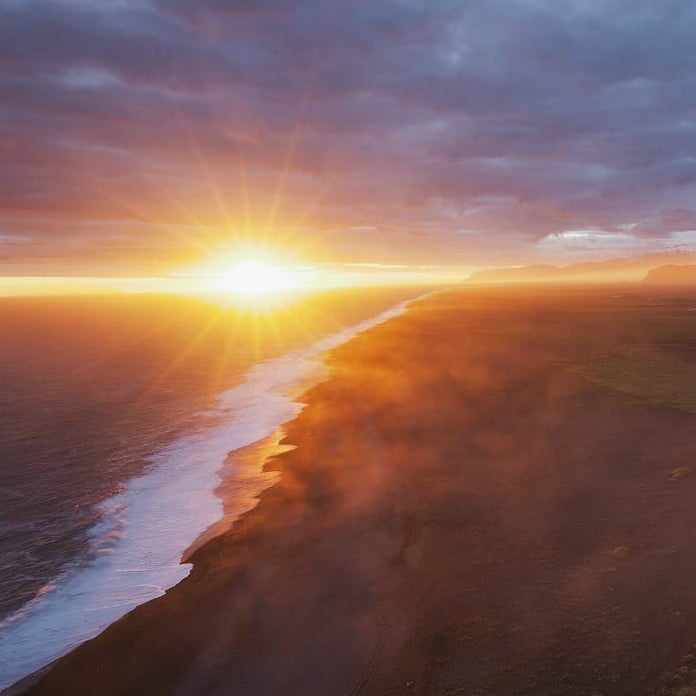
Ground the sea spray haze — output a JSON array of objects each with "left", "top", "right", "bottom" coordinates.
[{"left": 0, "top": 287, "right": 425, "bottom": 690}]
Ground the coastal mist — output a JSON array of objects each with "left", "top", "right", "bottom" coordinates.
[{"left": 0, "top": 286, "right": 423, "bottom": 688}]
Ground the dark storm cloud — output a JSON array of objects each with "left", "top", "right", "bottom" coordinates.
[{"left": 2, "top": 0, "right": 696, "bottom": 269}]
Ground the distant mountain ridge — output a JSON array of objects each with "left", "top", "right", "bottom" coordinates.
[
  {"left": 466, "top": 250, "right": 696, "bottom": 284},
  {"left": 643, "top": 264, "right": 696, "bottom": 284}
]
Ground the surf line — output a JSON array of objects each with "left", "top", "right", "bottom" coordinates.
[{"left": 0, "top": 290, "right": 435, "bottom": 694}]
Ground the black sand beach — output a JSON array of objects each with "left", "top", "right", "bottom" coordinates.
[{"left": 22, "top": 287, "right": 696, "bottom": 696}]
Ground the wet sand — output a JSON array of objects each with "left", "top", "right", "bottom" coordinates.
[{"left": 23, "top": 288, "right": 696, "bottom": 695}]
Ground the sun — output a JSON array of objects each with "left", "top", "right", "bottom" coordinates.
[{"left": 214, "top": 259, "right": 293, "bottom": 295}]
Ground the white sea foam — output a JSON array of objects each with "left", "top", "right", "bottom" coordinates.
[{"left": 0, "top": 293, "right": 424, "bottom": 692}]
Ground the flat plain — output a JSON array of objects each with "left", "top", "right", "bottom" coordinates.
[{"left": 25, "top": 286, "right": 696, "bottom": 696}]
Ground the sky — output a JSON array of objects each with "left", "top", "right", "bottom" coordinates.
[{"left": 2, "top": 0, "right": 696, "bottom": 279}]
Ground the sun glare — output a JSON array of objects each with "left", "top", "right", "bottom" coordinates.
[{"left": 214, "top": 260, "right": 292, "bottom": 295}]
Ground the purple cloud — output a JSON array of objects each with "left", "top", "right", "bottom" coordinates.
[{"left": 2, "top": 0, "right": 696, "bottom": 271}]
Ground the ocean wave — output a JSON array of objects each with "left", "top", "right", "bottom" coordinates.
[{"left": 0, "top": 294, "right": 422, "bottom": 692}]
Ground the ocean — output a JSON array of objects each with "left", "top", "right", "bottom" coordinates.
[{"left": 0, "top": 287, "right": 424, "bottom": 691}]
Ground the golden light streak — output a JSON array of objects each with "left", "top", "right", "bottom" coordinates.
[{"left": 208, "top": 260, "right": 295, "bottom": 295}]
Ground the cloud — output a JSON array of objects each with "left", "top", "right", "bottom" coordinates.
[{"left": 2, "top": 0, "right": 696, "bottom": 270}]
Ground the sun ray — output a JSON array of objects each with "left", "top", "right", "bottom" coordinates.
[
  {"left": 207, "top": 313, "right": 246, "bottom": 395},
  {"left": 263, "top": 74, "right": 316, "bottom": 238},
  {"left": 188, "top": 135, "right": 236, "bottom": 239},
  {"left": 132, "top": 307, "right": 227, "bottom": 408},
  {"left": 86, "top": 300, "right": 204, "bottom": 375}
]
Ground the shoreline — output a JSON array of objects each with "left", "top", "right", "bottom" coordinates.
[
  {"left": 16, "top": 287, "right": 696, "bottom": 695},
  {"left": 181, "top": 429, "right": 289, "bottom": 562},
  {"left": 0, "top": 291, "right": 430, "bottom": 694},
  {"left": 181, "top": 289, "right": 434, "bottom": 562}
]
